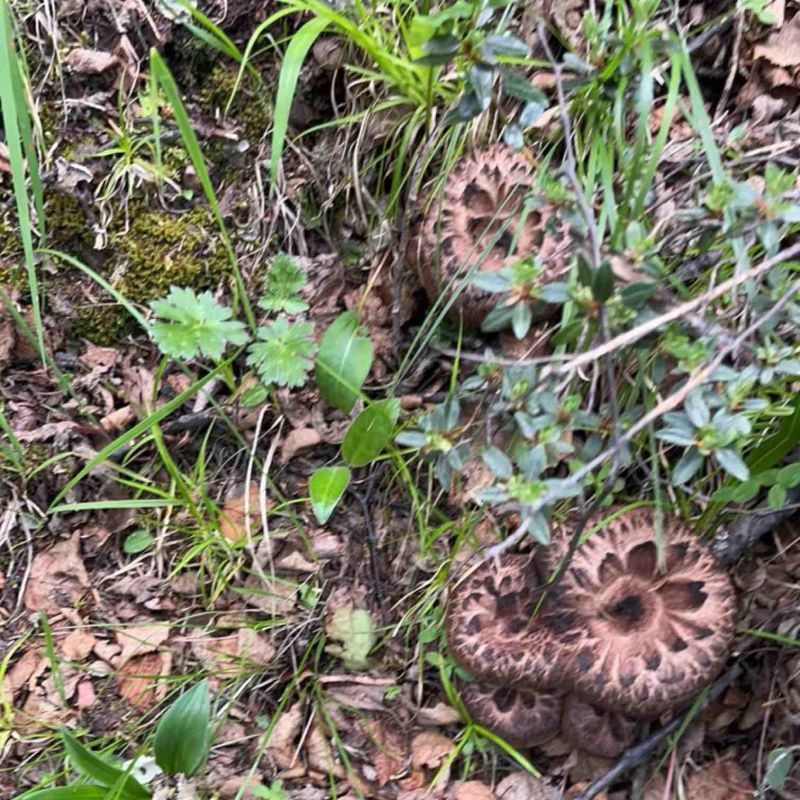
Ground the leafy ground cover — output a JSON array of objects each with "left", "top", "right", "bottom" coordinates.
[{"left": 1, "top": 0, "right": 800, "bottom": 798}]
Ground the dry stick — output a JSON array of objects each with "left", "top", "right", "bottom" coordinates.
[
  {"left": 574, "top": 664, "right": 743, "bottom": 800},
  {"left": 555, "top": 240, "right": 800, "bottom": 377},
  {"left": 481, "top": 270, "right": 800, "bottom": 565}
]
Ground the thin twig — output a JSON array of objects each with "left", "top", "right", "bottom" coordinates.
[{"left": 554, "top": 241, "right": 800, "bottom": 377}]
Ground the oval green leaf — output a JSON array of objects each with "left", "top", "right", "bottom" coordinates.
[
  {"left": 309, "top": 466, "right": 350, "bottom": 524},
  {"left": 153, "top": 679, "right": 211, "bottom": 777},
  {"left": 314, "top": 311, "right": 373, "bottom": 413},
  {"left": 342, "top": 398, "right": 400, "bottom": 468},
  {"left": 123, "top": 529, "right": 154, "bottom": 555}
]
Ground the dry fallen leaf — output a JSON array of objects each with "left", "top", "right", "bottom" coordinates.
[
  {"left": 496, "top": 773, "right": 562, "bottom": 800},
  {"left": 76, "top": 679, "right": 97, "bottom": 710},
  {"left": 116, "top": 623, "right": 171, "bottom": 666},
  {"left": 117, "top": 651, "right": 171, "bottom": 709},
  {"left": 453, "top": 781, "right": 495, "bottom": 800},
  {"left": 754, "top": 12, "right": 800, "bottom": 66},
  {"left": 190, "top": 628, "right": 275, "bottom": 673},
  {"left": 219, "top": 482, "right": 265, "bottom": 542},
  {"left": 410, "top": 731, "right": 454, "bottom": 768},
  {"left": 65, "top": 47, "right": 119, "bottom": 73},
  {"left": 242, "top": 575, "right": 299, "bottom": 615},
  {"left": 280, "top": 426, "right": 321, "bottom": 462},
  {"left": 364, "top": 720, "right": 406, "bottom": 787},
  {"left": 24, "top": 532, "right": 91, "bottom": 612},
  {"left": 266, "top": 702, "right": 304, "bottom": 770},
  {"left": 3, "top": 647, "right": 47, "bottom": 697},
  {"left": 685, "top": 760, "right": 755, "bottom": 800},
  {"left": 60, "top": 629, "right": 98, "bottom": 661},
  {"left": 305, "top": 721, "right": 342, "bottom": 777}
]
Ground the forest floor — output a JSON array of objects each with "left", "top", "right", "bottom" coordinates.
[{"left": 2, "top": 0, "right": 800, "bottom": 798}]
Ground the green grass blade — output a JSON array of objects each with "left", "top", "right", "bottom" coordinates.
[
  {"left": 48, "top": 356, "right": 234, "bottom": 509},
  {"left": 0, "top": 0, "right": 46, "bottom": 363},
  {"left": 270, "top": 16, "right": 331, "bottom": 186},
  {"left": 148, "top": 49, "right": 256, "bottom": 332},
  {"left": 227, "top": 7, "right": 297, "bottom": 115},
  {"left": 40, "top": 248, "right": 150, "bottom": 332}
]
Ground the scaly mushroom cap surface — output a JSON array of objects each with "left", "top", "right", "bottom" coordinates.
[
  {"left": 461, "top": 683, "right": 562, "bottom": 748},
  {"left": 560, "top": 693, "right": 638, "bottom": 758},
  {"left": 446, "top": 554, "right": 563, "bottom": 689},
  {"left": 413, "top": 143, "right": 567, "bottom": 326},
  {"left": 547, "top": 507, "right": 737, "bottom": 717}
]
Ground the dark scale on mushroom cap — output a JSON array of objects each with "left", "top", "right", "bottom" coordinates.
[
  {"left": 445, "top": 554, "right": 568, "bottom": 689},
  {"left": 547, "top": 507, "right": 737, "bottom": 717},
  {"left": 412, "top": 143, "right": 569, "bottom": 327},
  {"left": 460, "top": 683, "right": 562, "bottom": 748},
  {"left": 560, "top": 693, "right": 639, "bottom": 758}
]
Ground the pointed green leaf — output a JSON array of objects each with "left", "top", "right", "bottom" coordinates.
[
  {"left": 153, "top": 679, "right": 211, "bottom": 777},
  {"left": 59, "top": 729, "right": 149, "bottom": 800},
  {"left": 342, "top": 398, "right": 400, "bottom": 468},
  {"left": 309, "top": 466, "right": 350, "bottom": 524},
  {"left": 270, "top": 17, "right": 331, "bottom": 185}
]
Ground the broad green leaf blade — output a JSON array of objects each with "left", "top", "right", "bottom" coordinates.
[
  {"left": 748, "top": 396, "right": 800, "bottom": 474},
  {"left": 315, "top": 311, "right": 373, "bottom": 413},
  {"left": 60, "top": 729, "right": 150, "bottom": 800},
  {"left": 154, "top": 679, "right": 211, "bottom": 777},
  {"left": 309, "top": 466, "right": 350, "bottom": 524},
  {"left": 342, "top": 398, "right": 400, "bottom": 468},
  {"left": 16, "top": 787, "right": 115, "bottom": 800},
  {"left": 270, "top": 16, "right": 330, "bottom": 185}
]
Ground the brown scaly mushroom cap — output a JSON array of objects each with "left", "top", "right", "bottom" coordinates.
[
  {"left": 412, "top": 143, "right": 567, "bottom": 326},
  {"left": 460, "top": 683, "right": 562, "bottom": 748},
  {"left": 445, "top": 554, "right": 564, "bottom": 690},
  {"left": 560, "top": 693, "right": 638, "bottom": 759},
  {"left": 546, "top": 506, "right": 737, "bottom": 717}
]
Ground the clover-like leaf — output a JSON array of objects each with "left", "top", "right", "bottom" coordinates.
[
  {"left": 150, "top": 286, "right": 248, "bottom": 361},
  {"left": 246, "top": 318, "right": 316, "bottom": 388}
]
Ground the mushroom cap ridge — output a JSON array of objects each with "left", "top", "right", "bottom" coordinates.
[
  {"left": 546, "top": 506, "right": 737, "bottom": 717},
  {"left": 460, "top": 682, "right": 562, "bottom": 748},
  {"left": 415, "top": 143, "right": 567, "bottom": 326},
  {"left": 445, "top": 553, "right": 565, "bottom": 690}
]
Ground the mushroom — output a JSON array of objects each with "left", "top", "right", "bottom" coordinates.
[
  {"left": 460, "top": 683, "right": 562, "bottom": 748},
  {"left": 445, "top": 553, "right": 564, "bottom": 690},
  {"left": 444, "top": 506, "right": 737, "bottom": 750},
  {"left": 559, "top": 693, "right": 637, "bottom": 759},
  {"left": 545, "top": 506, "right": 737, "bottom": 717},
  {"left": 410, "top": 143, "right": 567, "bottom": 326}
]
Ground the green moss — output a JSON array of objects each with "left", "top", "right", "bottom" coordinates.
[
  {"left": 114, "top": 203, "right": 232, "bottom": 303},
  {"left": 45, "top": 191, "right": 93, "bottom": 250},
  {"left": 72, "top": 305, "right": 129, "bottom": 346},
  {"left": 199, "top": 64, "right": 272, "bottom": 143},
  {"left": 70, "top": 202, "right": 235, "bottom": 346}
]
